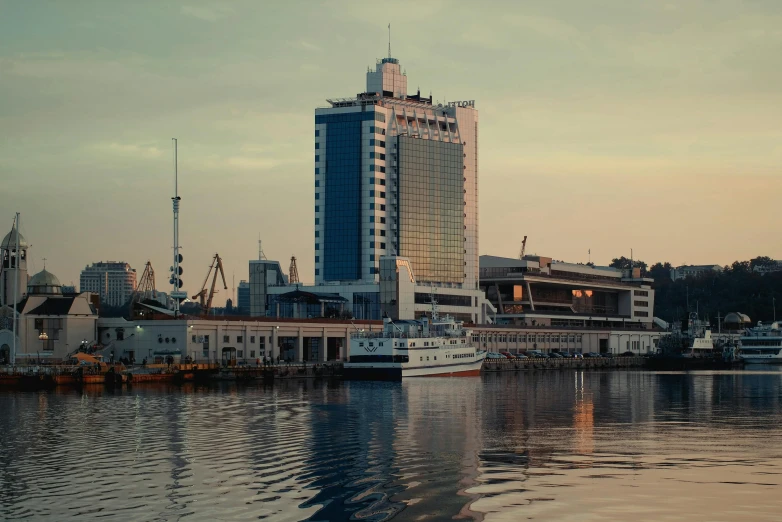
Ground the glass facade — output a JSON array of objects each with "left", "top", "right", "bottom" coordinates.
[
  {"left": 316, "top": 111, "right": 378, "bottom": 281},
  {"left": 397, "top": 136, "right": 464, "bottom": 284},
  {"left": 353, "top": 292, "right": 380, "bottom": 320}
]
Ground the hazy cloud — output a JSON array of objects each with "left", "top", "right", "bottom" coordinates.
[{"left": 180, "top": 4, "right": 234, "bottom": 22}]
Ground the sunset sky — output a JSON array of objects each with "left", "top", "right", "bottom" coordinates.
[{"left": 1, "top": 0, "right": 780, "bottom": 296}]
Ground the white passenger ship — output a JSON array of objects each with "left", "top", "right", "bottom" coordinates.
[
  {"left": 344, "top": 305, "right": 486, "bottom": 380},
  {"left": 739, "top": 322, "right": 782, "bottom": 364}
]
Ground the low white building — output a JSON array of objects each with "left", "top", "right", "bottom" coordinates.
[
  {"left": 753, "top": 260, "right": 782, "bottom": 275},
  {"left": 670, "top": 264, "right": 722, "bottom": 281},
  {"left": 97, "top": 316, "right": 380, "bottom": 364}
]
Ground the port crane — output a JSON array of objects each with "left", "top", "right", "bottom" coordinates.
[
  {"left": 519, "top": 236, "right": 527, "bottom": 259},
  {"left": 289, "top": 256, "right": 300, "bottom": 284},
  {"left": 192, "top": 253, "right": 227, "bottom": 315},
  {"left": 128, "top": 261, "right": 156, "bottom": 318}
]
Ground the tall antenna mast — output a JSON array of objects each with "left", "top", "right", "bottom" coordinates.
[
  {"left": 170, "top": 138, "right": 185, "bottom": 316},
  {"left": 258, "top": 234, "right": 267, "bottom": 260},
  {"left": 388, "top": 23, "right": 391, "bottom": 59}
]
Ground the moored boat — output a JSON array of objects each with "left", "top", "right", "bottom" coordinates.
[
  {"left": 344, "top": 301, "right": 486, "bottom": 380},
  {"left": 739, "top": 321, "right": 782, "bottom": 364}
]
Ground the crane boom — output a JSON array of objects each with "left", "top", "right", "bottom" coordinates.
[
  {"left": 519, "top": 235, "right": 528, "bottom": 259},
  {"left": 192, "top": 253, "right": 228, "bottom": 315}
]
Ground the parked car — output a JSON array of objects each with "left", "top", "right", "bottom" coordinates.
[
  {"left": 573, "top": 353, "right": 584, "bottom": 359},
  {"left": 486, "top": 352, "right": 505, "bottom": 360},
  {"left": 584, "top": 352, "right": 601, "bottom": 358},
  {"left": 499, "top": 351, "right": 515, "bottom": 359},
  {"left": 515, "top": 353, "right": 528, "bottom": 359},
  {"left": 620, "top": 351, "right": 635, "bottom": 357},
  {"left": 549, "top": 352, "right": 563, "bottom": 359},
  {"left": 559, "top": 352, "right": 574, "bottom": 358}
]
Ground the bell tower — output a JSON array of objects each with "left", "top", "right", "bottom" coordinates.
[{"left": 1, "top": 224, "right": 28, "bottom": 306}]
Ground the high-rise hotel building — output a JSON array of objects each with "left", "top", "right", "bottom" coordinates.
[{"left": 314, "top": 55, "right": 479, "bottom": 290}]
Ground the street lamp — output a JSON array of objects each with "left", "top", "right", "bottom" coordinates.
[{"left": 38, "top": 331, "right": 48, "bottom": 364}]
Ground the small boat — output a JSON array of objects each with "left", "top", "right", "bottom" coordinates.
[
  {"left": 344, "top": 300, "right": 486, "bottom": 380},
  {"left": 739, "top": 321, "right": 782, "bottom": 364}
]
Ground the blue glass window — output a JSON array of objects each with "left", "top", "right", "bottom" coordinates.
[
  {"left": 369, "top": 177, "right": 375, "bottom": 184},
  {"left": 370, "top": 229, "right": 375, "bottom": 236},
  {"left": 380, "top": 192, "right": 385, "bottom": 198},
  {"left": 315, "top": 231, "right": 320, "bottom": 237},
  {"left": 316, "top": 111, "right": 379, "bottom": 281},
  {"left": 315, "top": 256, "right": 319, "bottom": 263},
  {"left": 368, "top": 164, "right": 375, "bottom": 172},
  {"left": 369, "top": 190, "right": 374, "bottom": 197},
  {"left": 315, "top": 167, "right": 319, "bottom": 174},
  {"left": 315, "top": 206, "right": 320, "bottom": 212},
  {"left": 369, "top": 126, "right": 375, "bottom": 133},
  {"left": 370, "top": 152, "right": 375, "bottom": 159},
  {"left": 370, "top": 254, "right": 375, "bottom": 261},
  {"left": 315, "top": 155, "right": 320, "bottom": 162},
  {"left": 370, "top": 203, "right": 375, "bottom": 210},
  {"left": 369, "top": 242, "right": 375, "bottom": 249},
  {"left": 369, "top": 216, "right": 374, "bottom": 223},
  {"left": 315, "top": 218, "right": 320, "bottom": 225},
  {"left": 315, "top": 269, "right": 320, "bottom": 276},
  {"left": 315, "top": 193, "right": 320, "bottom": 200},
  {"left": 315, "top": 142, "right": 320, "bottom": 149},
  {"left": 315, "top": 180, "right": 320, "bottom": 187},
  {"left": 380, "top": 243, "right": 386, "bottom": 249},
  {"left": 315, "top": 244, "right": 320, "bottom": 250},
  {"left": 380, "top": 204, "right": 386, "bottom": 211},
  {"left": 369, "top": 139, "right": 375, "bottom": 146},
  {"left": 315, "top": 130, "right": 320, "bottom": 137}
]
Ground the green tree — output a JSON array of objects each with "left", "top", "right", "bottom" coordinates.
[{"left": 609, "top": 256, "right": 647, "bottom": 273}]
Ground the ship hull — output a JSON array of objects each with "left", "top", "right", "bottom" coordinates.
[
  {"left": 740, "top": 355, "right": 782, "bottom": 364},
  {"left": 344, "top": 358, "right": 484, "bottom": 381}
]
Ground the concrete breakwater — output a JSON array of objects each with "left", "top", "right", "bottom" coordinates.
[
  {"left": 483, "top": 356, "right": 646, "bottom": 371},
  {"left": 1, "top": 358, "right": 649, "bottom": 390}
]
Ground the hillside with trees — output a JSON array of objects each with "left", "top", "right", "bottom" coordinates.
[{"left": 609, "top": 256, "right": 781, "bottom": 326}]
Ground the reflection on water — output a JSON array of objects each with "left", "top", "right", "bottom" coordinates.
[{"left": 1, "top": 370, "right": 781, "bottom": 521}]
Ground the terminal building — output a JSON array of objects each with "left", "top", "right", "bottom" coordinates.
[{"left": 480, "top": 255, "right": 655, "bottom": 329}]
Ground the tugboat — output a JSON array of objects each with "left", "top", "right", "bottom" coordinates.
[
  {"left": 647, "top": 313, "right": 742, "bottom": 370},
  {"left": 344, "top": 300, "right": 486, "bottom": 380}
]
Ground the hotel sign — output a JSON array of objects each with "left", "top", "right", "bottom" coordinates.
[{"left": 444, "top": 100, "right": 475, "bottom": 108}]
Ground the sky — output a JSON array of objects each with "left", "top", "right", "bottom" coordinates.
[{"left": 1, "top": 0, "right": 781, "bottom": 298}]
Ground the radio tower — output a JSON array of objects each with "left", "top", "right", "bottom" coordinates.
[{"left": 289, "top": 256, "right": 300, "bottom": 284}]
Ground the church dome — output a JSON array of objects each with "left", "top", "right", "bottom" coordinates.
[
  {"left": 1, "top": 227, "right": 27, "bottom": 250},
  {"left": 28, "top": 269, "right": 62, "bottom": 296}
]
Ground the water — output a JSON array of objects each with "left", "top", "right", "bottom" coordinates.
[{"left": 1, "top": 369, "right": 782, "bottom": 521}]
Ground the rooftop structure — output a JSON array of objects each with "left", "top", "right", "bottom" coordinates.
[{"left": 480, "top": 255, "right": 655, "bottom": 328}]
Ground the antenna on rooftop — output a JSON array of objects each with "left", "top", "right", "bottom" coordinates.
[
  {"left": 258, "top": 235, "right": 267, "bottom": 261},
  {"left": 388, "top": 23, "right": 391, "bottom": 59}
]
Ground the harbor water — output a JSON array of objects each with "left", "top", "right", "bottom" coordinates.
[{"left": 1, "top": 369, "right": 781, "bottom": 521}]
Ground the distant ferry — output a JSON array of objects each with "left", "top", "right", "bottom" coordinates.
[
  {"left": 343, "top": 304, "right": 486, "bottom": 380},
  {"left": 739, "top": 322, "right": 782, "bottom": 364}
]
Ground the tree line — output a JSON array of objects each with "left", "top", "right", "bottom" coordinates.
[{"left": 609, "top": 256, "right": 781, "bottom": 326}]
